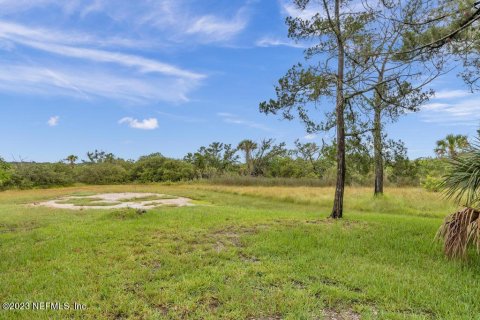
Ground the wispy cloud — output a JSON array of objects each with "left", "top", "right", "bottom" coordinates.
[
  {"left": 433, "top": 89, "right": 472, "bottom": 99},
  {"left": 279, "top": 0, "right": 319, "bottom": 20},
  {"left": 186, "top": 11, "right": 248, "bottom": 42},
  {"left": 0, "top": 64, "right": 197, "bottom": 103},
  {"left": 142, "top": 1, "right": 250, "bottom": 43},
  {"left": 29, "top": 0, "right": 251, "bottom": 44},
  {"left": 256, "top": 36, "right": 305, "bottom": 48},
  {"left": 279, "top": 0, "right": 366, "bottom": 20},
  {"left": 0, "top": 20, "right": 149, "bottom": 49},
  {"left": 47, "top": 115, "right": 59, "bottom": 126},
  {"left": 420, "top": 96, "right": 480, "bottom": 126},
  {"left": 119, "top": 117, "right": 159, "bottom": 130},
  {"left": 0, "top": 1, "right": 254, "bottom": 103},
  {"left": 0, "top": 19, "right": 205, "bottom": 102},
  {"left": 0, "top": 21, "right": 204, "bottom": 80},
  {"left": 217, "top": 113, "right": 272, "bottom": 131},
  {"left": 419, "top": 88, "right": 479, "bottom": 125}
]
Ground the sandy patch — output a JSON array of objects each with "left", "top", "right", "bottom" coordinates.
[{"left": 32, "top": 192, "right": 194, "bottom": 210}]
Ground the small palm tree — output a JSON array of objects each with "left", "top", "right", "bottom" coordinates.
[
  {"left": 237, "top": 140, "right": 258, "bottom": 175},
  {"left": 434, "top": 134, "right": 469, "bottom": 158},
  {"left": 65, "top": 155, "right": 78, "bottom": 167},
  {"left": 437, "top": 139, "right": 480, "bottom": 258}
]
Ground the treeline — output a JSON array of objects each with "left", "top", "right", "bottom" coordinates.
[{"left": 0, "top": 138, "right": 448, "bottom": 190}]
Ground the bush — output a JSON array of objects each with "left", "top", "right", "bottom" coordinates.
[
  {"left": 131, "top": 154, "right": 195, "bottom": 182},
  {"left": 9, "top": 162, "right": 75, "bottom": 189},
  {"left": 421, "top": 175, "right": 442, "bottom": 192},
  {"left": 267, "top": 157, "right": 310, "bottom": 178},
  {"left": 76, "top": 163, "right": 129, "bottom": 184}
]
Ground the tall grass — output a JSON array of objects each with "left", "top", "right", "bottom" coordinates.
[{"left": 205, "top": 176, "right": 335, "bottom": 187}]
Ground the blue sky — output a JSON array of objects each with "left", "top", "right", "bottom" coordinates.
[{"left": 0, "top": 0, "right": 479, "bottom": 162}]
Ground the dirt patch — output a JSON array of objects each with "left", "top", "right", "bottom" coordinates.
[
  {"left": 31, "top": 192, "right": 194, "bottom": 210},
  {"left": 323, "top": 308, "right": 361, "bottom": 320}
]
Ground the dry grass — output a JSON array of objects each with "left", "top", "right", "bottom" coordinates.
[{"left": 192, "top": 185, "right": 456, "bottom": 217}]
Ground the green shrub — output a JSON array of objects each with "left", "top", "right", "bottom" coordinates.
[
  {"left": 76, "top": 163, "right": 129, "bottom": 184},
  {"left": 421, "top": 175, "right": 442, "bottom": 192},
  {"left": 131, "top": 154, "right": 195, "bottom": 182},
  {"left": 9, "top": 162, "right": 75, "bottom": 189}
]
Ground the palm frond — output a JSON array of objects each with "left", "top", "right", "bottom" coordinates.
[
  {"left": 440, "top": 139, "right": 480, "bottom": 207},
  {"left": 436, "top": 207, "right": 480, "bottom": 258},
  {"left": 437, "top": 138, "right": 480, "bottom": 259}
]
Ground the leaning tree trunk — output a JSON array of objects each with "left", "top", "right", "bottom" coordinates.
[
  {"left": 373, "top": 100, "right": 384, "bottom": 196},
  {"left": 331, "top": 1, "right": 346, "bottom": 219}
]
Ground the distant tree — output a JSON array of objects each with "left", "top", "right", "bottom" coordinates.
[
  {"left": 434, "top": 134, "right": 469, "bottom": 158},
  {"left": 65, "top": 155, "right": 78, "bottom": 167},
  {"left": 237, "top": 139, "right": 258, "bottom": 175},
  {"left": 184, "top": 142, "right": 239, "bottom": 178},
  {"left": 251, "top": 139, "right": 287, "bottom": 176},
  {"left": 85, "top": 150, "right": 116, "bottom": 164},
  {"left": 294, "top": 139, "right": 325, "bottom": 178}
]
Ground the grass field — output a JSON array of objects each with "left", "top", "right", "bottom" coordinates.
[{"left": 0, "top": 184, "right": 479, "bottom": 319}]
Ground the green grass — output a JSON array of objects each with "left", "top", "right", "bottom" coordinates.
[{"left": 0, "top": 184, "right": 479, "bottom": 319}]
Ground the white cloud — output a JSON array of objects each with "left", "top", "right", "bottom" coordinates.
[
  {"left": 47, "top": 115, "right": 59, "bottom": 126},
  {"left": 217, "top": 113, "right": 271, "bottom": 131},
  {"left": 186, "top": 12, "right": 248, "bottom": 42},
  {"left": 0, "top": 1, "right": 251, "bottom": 44},
  {"left": 22, "top": 40, "right": 204, "bottom": 80},
  {"left": 0, "top": 21, "right": 204, "bottom": 80},
  {"left": 28, "top": 0, "right": 250, "bottom": 44},
  {"left": 0, "top": 1, "right": 252, "bottom": 103},
  {"left": 0, "top": 20, "right": 148, "bottom": 49},
  {"left": 0, "top": 64, "right": 197, "bottom": 103},
  {"left": 119, "top": 117, "right": 158, "bottom": 130},
  {"left": 256, "top": 37, "right": 305, "bottom": 48},
  {"left": 279, "top": 0, "right": 366, "bottom": 20},
  {"left": 280, "top": 1, "right": 319, "bottom": 20},
  {"left": 433, "top": 90, "right": 472, "bottom": 99},
  {"left": 420, "top": 97, "right": 480, "bottom": 125},
  {"left": 304, "top": 134, "right": 317, "bottom": 140},
  {"left": 142, "top": 1, "right": 250, "bottom": 43},
  {"left": 0, "top": 19, "right": 205, "bottom": 103}
]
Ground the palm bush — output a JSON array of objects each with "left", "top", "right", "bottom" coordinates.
[{"left": 437, "top": 139, "right": 480, "bottom": 258}]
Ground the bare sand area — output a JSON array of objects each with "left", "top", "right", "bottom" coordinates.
[{"left": 32, "top": 192, "right": 194, "bottom": 210}]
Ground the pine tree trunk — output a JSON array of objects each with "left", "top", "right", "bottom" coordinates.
[
  {"left": 331, "top": 113, "right": 346, "bottom": 218},
  {"left": 373, "top": 106, "right": 383, "bottom": 195},
  {"left": 331, "top": 0, "right": 345, "bottom": 219},
  {"left": 373, "top": 67, "right": 386, "bottom": 196}
]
